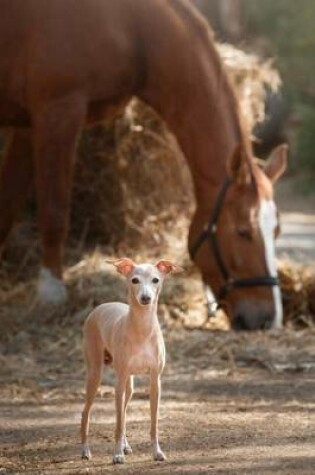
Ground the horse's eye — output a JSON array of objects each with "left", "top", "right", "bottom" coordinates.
[
  {"left": 152, "top": 277, "right": 159, "bottom": 284},
  {"left": 275, "top": 223, "right": 281, "bottom": 239},
  {"left": 131, "top": 277, "right": 139, "bottom": 284},
  {"left": 237, "top": 227, "right": 253, "bottom": 241}
]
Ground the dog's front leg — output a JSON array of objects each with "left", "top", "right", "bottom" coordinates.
[
  {"left": 150, "top": 372, "right": 166, "bottom": 461},
  {"left": 113, "top": 374, "right": 128, "bottom": 464}
]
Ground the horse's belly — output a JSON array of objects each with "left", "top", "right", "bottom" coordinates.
[{"left": 0, "top": 2, "right": 140, "bottom": 127}]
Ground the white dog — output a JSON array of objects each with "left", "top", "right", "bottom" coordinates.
[{"left": 80, "top": 258, "right": 182, "bottom": 464}]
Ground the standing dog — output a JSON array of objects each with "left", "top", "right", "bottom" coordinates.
[{"left": 80, "top": 258, "right": 182, "bottom": 464}]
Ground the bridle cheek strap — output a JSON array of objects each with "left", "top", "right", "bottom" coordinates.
[{"left": 189, "top": 179, "right": 279, "bottom": 303}]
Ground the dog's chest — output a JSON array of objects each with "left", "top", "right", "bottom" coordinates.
[{"left": 127, "top": 343, "right": 157, "bottom": 374}]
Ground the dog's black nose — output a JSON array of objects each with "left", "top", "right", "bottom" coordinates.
[{"left": 141, "top": 295, "right": 151, "bottom": 305}]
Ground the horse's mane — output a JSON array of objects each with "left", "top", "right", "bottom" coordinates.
[{"left": 168, "top": 0, "right": 255, "bottom": 173}]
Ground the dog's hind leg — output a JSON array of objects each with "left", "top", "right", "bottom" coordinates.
[{"left": 81, "top": 328, "right": 103, "bottom": 460}]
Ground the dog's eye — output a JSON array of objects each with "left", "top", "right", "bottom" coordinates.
[
  {"left": 152, "top": 277, "right": 159, "bottom": 284},
  {"left": 131, "top": 277, "right": 139, "bottom": 284}
]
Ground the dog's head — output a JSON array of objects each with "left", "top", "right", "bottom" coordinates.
[{"left": 108, "top": 258, "right": 183, "bottom": 306}]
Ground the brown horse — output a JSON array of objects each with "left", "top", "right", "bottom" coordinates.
[{"left": 0, "top": 0, "right": 287, "bottom": 329}]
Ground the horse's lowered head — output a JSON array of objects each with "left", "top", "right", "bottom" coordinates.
[{"left": 189, "top": 144, "right": 288, "bottom": 330}]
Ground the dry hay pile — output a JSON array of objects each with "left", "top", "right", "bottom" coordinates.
[
  {"left": 73, "top": 102, "right": 189, "bottom": 249},
  {"left": 217, "top": 43, "right": 281, "bottom": 133},
  {"left": 278, "top": 261, "right": 315, "bottom": 328}
]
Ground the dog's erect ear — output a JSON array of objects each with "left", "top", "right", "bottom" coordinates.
[
  {"left": 106, "top": 258, "right": 134, "bottom": 276},
  {"left": 155, "top": 260, "right": 184, "bottom": 275}
]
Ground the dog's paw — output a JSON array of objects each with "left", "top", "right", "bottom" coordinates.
[
  {"left": 154, "top": 450, "right": 166, "bottom": 462},
  {"left": 81, "top": 446, "right": 92, "bottom": 460},
  {"left": 113, "top": 453, "right": 125, "bottom": 464},
  {"left": 123, "top": 442, "right": 133, "bottom": 455}
]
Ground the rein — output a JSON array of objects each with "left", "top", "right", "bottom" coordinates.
[{"left": 189, "top": 178, "right": 279, "bottom": 303}]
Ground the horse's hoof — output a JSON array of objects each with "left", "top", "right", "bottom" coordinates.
[
  {"left": 113, "top": 454, "right": 125, "bottom": 464},
  {"left": 37, "top": 267, "right": 68, "bottom": 305}
]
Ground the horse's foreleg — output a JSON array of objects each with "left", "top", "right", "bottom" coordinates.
[
  {"left": 32, "top": 93, "right": 87, "bottom": 304},
  {"left": 0, "top": 129, "right": 34, "bottom": 256}
]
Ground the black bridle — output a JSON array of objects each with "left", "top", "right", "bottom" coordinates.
[{"left": 189, "top": 178, "right": 279, "bottom": 302}]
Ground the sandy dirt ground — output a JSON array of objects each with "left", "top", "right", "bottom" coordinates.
[
  {"left": 0, "top": 177, "right": 315, "bottom": 475},
  {"left": 1, "top": 326, "right": 315, "bottom": 475}
]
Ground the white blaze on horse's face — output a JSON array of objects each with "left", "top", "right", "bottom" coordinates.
[{"left": 258, "top": 199, "right": 283, "bottom": 328}]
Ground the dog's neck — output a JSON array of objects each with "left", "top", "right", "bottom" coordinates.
[{"left": 127, "top": 294, "right": 160, "bottom": 341}]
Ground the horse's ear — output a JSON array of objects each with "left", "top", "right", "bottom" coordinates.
[
  {"left": 106, "top": 258, "right": 134, "bottom": 276},
  {"left": 228, "top": 144, "right": 251, "bottom": 186},
  {"left": 264, "top": 144, "right": 288, "bottom": 183}
]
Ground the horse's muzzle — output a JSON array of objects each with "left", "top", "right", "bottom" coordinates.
[{"left": 231, "top": 301, "right": 275, "bottom": 331}]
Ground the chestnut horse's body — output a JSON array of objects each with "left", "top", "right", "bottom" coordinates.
[{"left": 0, "top": 0, "right": 287, "bottom": 329}]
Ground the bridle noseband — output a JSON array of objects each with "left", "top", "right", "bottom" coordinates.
[{"left": 189, "top": 178, "right": 279, "bottom": 302}]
